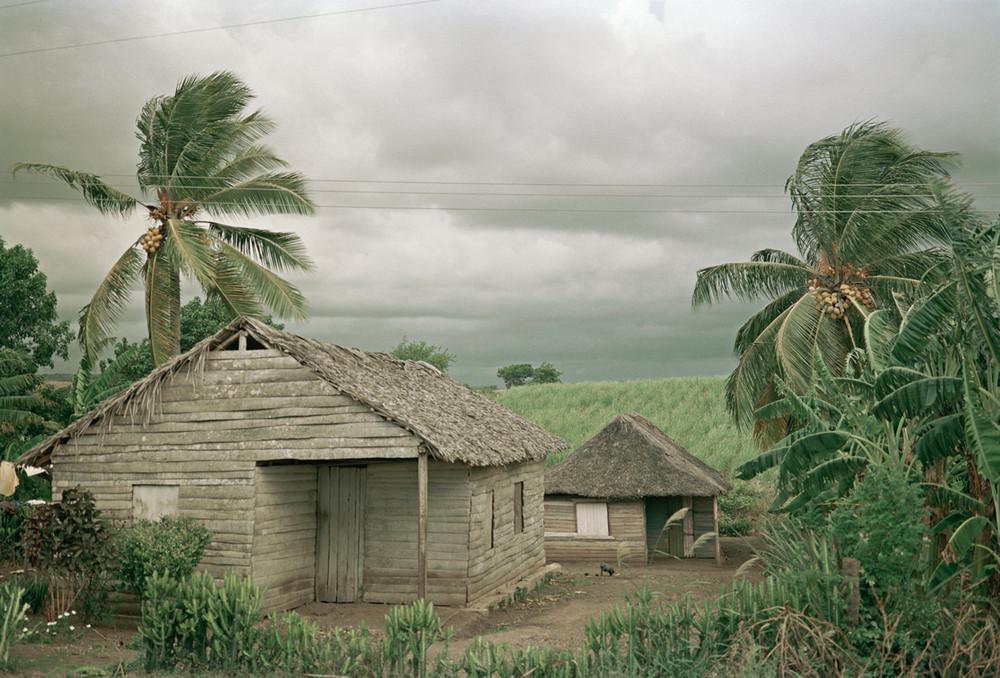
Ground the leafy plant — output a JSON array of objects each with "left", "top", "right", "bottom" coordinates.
[
  {"left": 22, "top": 486, "right": 116, "bottom": 620},
  {"left": 14, "top": 71, "right": 315, "bottom": 367},
  {"left": 693, "top": 121, "right": 956, "bottom": 434},
  {"left": 117, "top": 516, "right": 210, "bottom": 596},
  {"left": 0, "top": 583, "right": 28, "bottom": 671},
  {"left": 391, "top": 337, "right": 456, "bottom": 373}
]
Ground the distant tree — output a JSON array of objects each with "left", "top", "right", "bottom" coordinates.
[
  {"left": 391, "top": 338, "right": 456, "bottom": 373},
  {"left": 0, "top": 349, "right": 61, "bottom": 455},
  {"left": 179, "top": 296, "right": 282, "bottom": 353},
  {"left": 531, "top": 361, "right": 563, "bottom": 384},
  {"left": 0, "top": 237, "right": 73, "bottom": 368},
  {"left": 497, "top": 364, "right": 535, "bottom": 389}
]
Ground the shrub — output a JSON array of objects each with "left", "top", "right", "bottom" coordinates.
[
  {"left": 22, "top": 486, "right": 116, "bottom": 621},
  {"left": 718, "top": 480, "right": 770, "bottom": 536},
  {"left": 0, "top": 583, "right": 28, "bottom": 671},
  {"left": 117, "top": 516, "right": 210, "bottom": 596},
  {"left": 830, "top": 465, "right": 927, "bottom": 598}
]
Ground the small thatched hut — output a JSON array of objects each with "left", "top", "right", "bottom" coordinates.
[
  {"left": 21, "top": 318, "right": 567, "bottom": 610},
  {"left": 543, "top": 413, "right": 731, "bottom": 566}
]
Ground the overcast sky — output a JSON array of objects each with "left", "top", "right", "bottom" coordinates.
[{"left": 1, "top": 0, "right": 998, "bottom": 385}]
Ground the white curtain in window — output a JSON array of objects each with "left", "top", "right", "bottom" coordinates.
[{"left": 575, "top": 502, "right": 609, "bottom": 536}]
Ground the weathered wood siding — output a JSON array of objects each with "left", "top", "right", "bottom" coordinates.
[
  {"left": 467, "top": 461, "right": 546, "bottom": 603},
  {"left": 543, "top": 498, "right": 647, "bottom": 565},
  {"left": 692, "top": 496, "right": 716, "bottom": 559},
  {"left": 51, "top": 345, "right": 422, "bottom": 594},
  {"left": 252, "top": 465, "right": 317, "bottom": 611},
  {"left": 363, "top": 460, "right": 471, "bottom": 605}
]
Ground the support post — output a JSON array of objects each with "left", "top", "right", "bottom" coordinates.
[
  {"left": 417, "top": 450, "right": 428, "bottom": 600},
  {"left": 713, "top": 495, "right": 722, "bottom": 565}
]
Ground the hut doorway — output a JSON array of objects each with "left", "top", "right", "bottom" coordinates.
[
  {"left": 316, "top": 466, "right": 366, "bottom": 602},
  {"left": 644, "top": 497, "right": 684, "bottom": 561}
]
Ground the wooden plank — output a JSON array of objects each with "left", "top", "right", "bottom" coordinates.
[
  {"left": 417, "top": 451, "right": 428, "bottom": 601},
  {"left": 713, "top": 495, "right": 721, "bottom": 565},
  {"left": 683, "top": 496, "right": 694, "bottom": 558},
  {"left": 315, "top": 467, "right": 332, "bottom": 602}
]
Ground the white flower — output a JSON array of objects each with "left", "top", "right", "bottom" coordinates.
[
  {"left": 85, "top": 624, "right": 91, "bottom": 629},
  {"left": 46, "top": 621, "right": 55, "bottom": 626},
  {"left": 21, "top": 627, "right": 26, "bottom": 633},
  {"left": 70, "top": 610, "right": 76, "bottom": 615},
  {"left": 69, "top": 625, "right": 75, "bottom": 631}
]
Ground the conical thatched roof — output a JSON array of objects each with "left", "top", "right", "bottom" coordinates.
[
  {"left": 545, "top": 413, "right": 731, "bottom": 499},
  {"left": 20, "top": 317, "right": 567, "bottom": 468}
]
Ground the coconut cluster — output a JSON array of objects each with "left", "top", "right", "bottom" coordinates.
[
  {"left": 140, "top": 227, "right": 164, "bottom": 253},
  {"left": 809, "top": 276, "right": 875, "bottom": 320}
]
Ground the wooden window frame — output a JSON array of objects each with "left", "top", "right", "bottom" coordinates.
[
  {"left": 513, "top": 481, "right": 524, "bottom": 534},
  {"left": 575, "top": 501, "right": 610, "bottom": 537}
]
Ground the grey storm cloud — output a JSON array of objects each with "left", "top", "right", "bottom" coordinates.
[{"left": 1, "top": 0, "right": 998, "bottom": 386}]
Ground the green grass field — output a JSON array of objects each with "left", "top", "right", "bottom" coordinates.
[{"left": 495, "top": 376, "right": 759, "bottom": 476}]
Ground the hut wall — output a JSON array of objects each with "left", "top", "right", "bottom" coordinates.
[
  {"left": 692, "top": 496, "right": 716, "bottom": 559},
  {"left": 467, "top": 461, "right": 546, "bottom": 603},
  {"left": 50, "top": 345, "right": 423, "bottom": 593},
  {"left": 543, "top": 498, "right": 647, "bottom": 565},
  {"left": 362, "top": 460, "right": 471, "bottom": 606},
  {"left": 252, "top": 465, "right": 318, "bottom": 611}
]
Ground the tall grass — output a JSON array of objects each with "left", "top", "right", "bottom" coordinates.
[{"left": 495, "top": 377, "right": 758, "bottom": 474}]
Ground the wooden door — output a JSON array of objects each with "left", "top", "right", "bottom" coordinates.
[{"left": 316, "top": 466, "right": 366, "bottom": 602}]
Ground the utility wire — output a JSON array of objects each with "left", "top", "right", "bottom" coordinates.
[
  {"left": 0, "top": 0, "right": 47, "bottom": 9},
  {"left": 68, "top": 174, "right": 1000, "bottom": 188},
  {"left": 6, "top": 195, "right": 996, "bottom": 215},
  {"left": 5, "top": 180, "right": 986, "bottom": 199},
  {"left": 0, "top": 0, "right": 441, "bottom": 58}
]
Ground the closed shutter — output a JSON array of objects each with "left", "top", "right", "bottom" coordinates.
[{"left": 576, "top": 502, "right": 609, "bottom": 536}]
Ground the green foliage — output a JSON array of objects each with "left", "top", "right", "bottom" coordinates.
[
  {"left": 692, "top": 122, "right": 956, "bottom": 432},
  {"left": 391, "top": 337, "right": 456, "bottom": 373},
  {"left": 22, "top": 487, "right": 116, "bottom": 620},
  {"left": 830, "top": 465, "right": 928, "bottom": 597},
  {"left": 497, "top": 362, "right": 563, "bottom": 388},
  {"left": 0, "top": 582, "right": 28, "bottom": 671},
  {"left": 116, "top": 516, "right": 211, "bottom": 596},
  {"left": 0, "top": 237, "right": 73, "bottom": 368},
  {"left": 16, "top": 71, "right": 314, "bottom": 367},
  {"left": 497, "top": 363, "right": 535, "bottom": 388},
  {"left": 718, "top": 480, "right": 771, "bottom": 535}
]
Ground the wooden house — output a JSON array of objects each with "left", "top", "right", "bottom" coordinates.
[
  {"left": 21, "top": 318, "right": 567, "bottom": 611},
  {"left": 543, "top": 413, "right": 730, "bottom": 566}
]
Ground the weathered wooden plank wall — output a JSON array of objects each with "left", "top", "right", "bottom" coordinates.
[
  {"left": 543, "top": 499, "right": 647, "bottom": 565},
  {"left": 253, "top": 464, "right": 317, "bottom": 611},
  {"left": 467, "top": 461, "right": 545, "bottom": 603},
  {"left": 363, "top": 460, "right": 471, "bottom": 606},
  {"left": 51, "top": 347, "right": 421, "bottom": 595}
]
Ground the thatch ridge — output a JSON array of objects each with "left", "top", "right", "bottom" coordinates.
[
  {"left": 545, "top": 413, "right": 731, "bottom": 499},
  {"left": 19, "top": 318, "right": 567, "bottom": 467}
]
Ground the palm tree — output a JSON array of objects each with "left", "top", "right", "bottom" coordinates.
[
  {"left": 692, "top": 121, "right": 956, "bottom": 433},
  {"left": 0, "top": 350, "right": 50, "bottom": 432},
  {"left": 13, "top": 71, "right": 315, "bottom": 366}
]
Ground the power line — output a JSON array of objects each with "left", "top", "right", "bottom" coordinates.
[
  {"left": 0, "top": 0, "right": 48, "bottom": 9},
  {"left": 73, "top": 173, "right": 1000, "bottom": 188},
  {"left": 5, "top": 195, "right": 997, "bottom": 215},
  {"left": 0, "top": 0, "right": 441, "bottom": 58},
  {"left": 6, "top": 180, "right": 987, "bottom": 199}
]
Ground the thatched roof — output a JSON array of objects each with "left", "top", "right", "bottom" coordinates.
[
  {"left": 545, "top": 413, "right": 731, "bottom": 499},
  {"left": 19, "top": 317, "right": 567, "bottom": 468}
]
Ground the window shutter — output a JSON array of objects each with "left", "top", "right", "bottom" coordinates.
[{"left": 575, "top": 502, "right": 609, "bottom": 536}]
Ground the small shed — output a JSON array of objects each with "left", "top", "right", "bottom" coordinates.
[
  {"left": 21, "top": 318, "right": 567, "bottom": 611},
  {"left": 543, "top": 413, "right": 731, "bottom": 566}
]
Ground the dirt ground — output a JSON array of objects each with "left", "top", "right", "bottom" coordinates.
[
  {"left": 297, "top": 536, "right": 760, "bottom": 653},
  {"left": 6, "top": 537, "right": 759, "bottom": 675}
]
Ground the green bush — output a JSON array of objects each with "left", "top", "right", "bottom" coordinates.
[
  {"left": 0, "top": 582, "right": 28, "bottom": 671},
  {"left": 718, "top": 480, "right": 770, "bottom": 535},
  {"left": 117, "top": 516, "right": 210, "bottom": 596},
  {"left": 21, "top": 486, "right": 116, "bottom": 621},
  {"left": 830, "top": 465, "right": 928, "bottom": 598}
]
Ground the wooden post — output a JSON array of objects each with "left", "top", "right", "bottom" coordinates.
[
  {"left": 712, "top": 495, "right": 722, "bottom": 566},
  {"left": 682, "top": 496, "right": 694, "bottom": 557},
  {"left": 417, "top": 450, "right": 428, "bottom": 600},
  {"left": 843, "top": 557, "right": 860, "bottom": 625}
]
